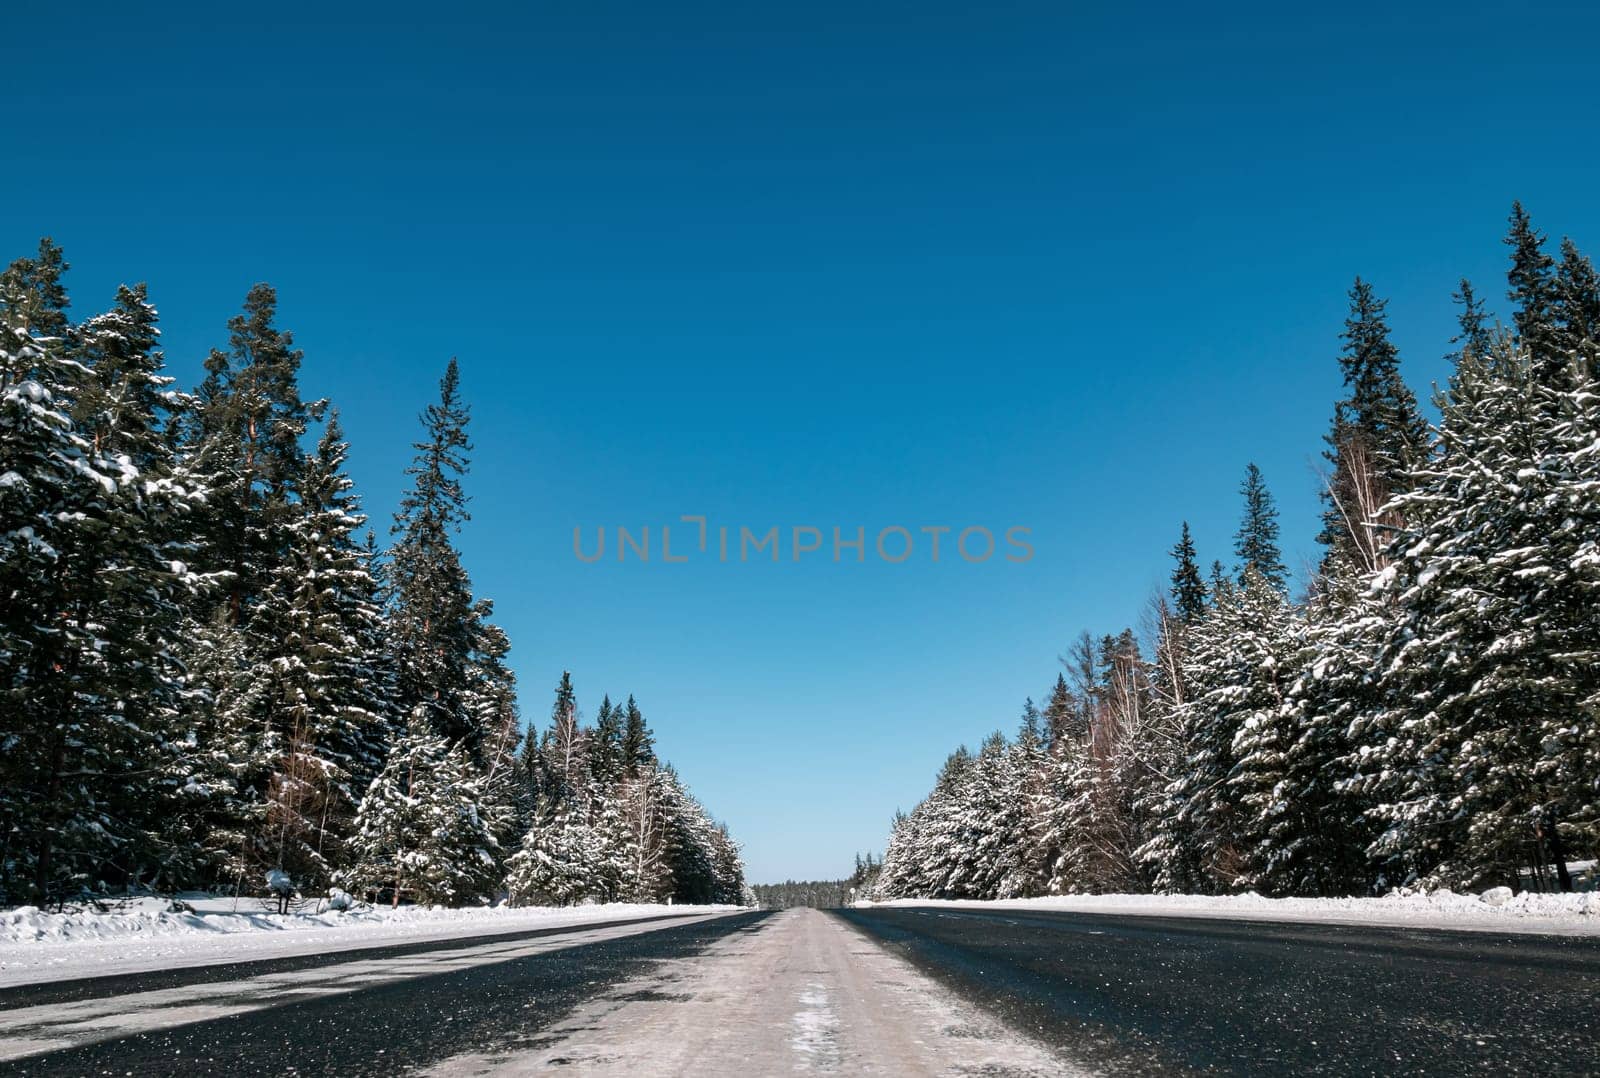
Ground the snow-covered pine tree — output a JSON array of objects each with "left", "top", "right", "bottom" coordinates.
[
  {"left": 1350, "top": 337, "right": 1600, "bottom": 890},
  {"left": 469, "top": 604, "right": 530, "bottom": 867},
  {"left": 1185, "top": 568, "right": 1292, "bottom": 892},
  {"left": 504, "top": 800, "right": 600, "bottom": 906},
  {"left": 185, "top": 284, "right": 317, "bottom": 628},
  {"left": 1554, "top": 237, "right": 1600, "bottom": 378},
  {"left": 993, "top": 708, "right": 1049, "bottom": 898},
  {"left": 389, "top": 359, "right": 479, "bottom": 753},
  {"left": 615, "top": 766, "right": 674, "bottom": 902},
  {"left": 540, "top": 671, "right": 586, "bottom": 801},
  {"left": 661, "top": 768, "right": 720, "bottom": 904},
  {"left": 167, "top": 285, "right": 324, "bottom": 893},
  {"left": 0, "top": 251, "right": 208, "bottom": 903},
  {"left": 1130, "top": 596, "right": 1194, "bottom": 890},
  {"left": 707, "top": 822, "right": 747, "bottom": 905},
  {"left": 1248, "top": 556, "right": 1384, "bottom": 896},
  {"left": 256, "top": 414, "right": 393, "bottom": 889},
  {"left": 0, "top": 244, "right": 108, "bottom": 901},
  {"left": 66, "top": 283, "right": 210, "bottom": 894},
  {"left": 341, "top": 712, "right": 498, "bottom": 906}
]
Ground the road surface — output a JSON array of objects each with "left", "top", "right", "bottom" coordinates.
[
  {"left": 0, "top": 908, "right": 1070, "bottom": 1076},
  {"left": 839, "top": 905, "right": 1600, "bottom": 1075},
  {"left": 3, "top": 904, "right": 1598, "bottom": 1075}
]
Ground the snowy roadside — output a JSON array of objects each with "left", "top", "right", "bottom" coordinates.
[
  {"left": 859, "top": 888, "right": 1600, "bottom": 936},
  {"left": 0, "top": 896, "right": 744, "bottom": 988}
]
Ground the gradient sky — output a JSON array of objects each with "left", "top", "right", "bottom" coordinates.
[{"left": 7, "top": 1, "right": 1599, "bottom": 882}]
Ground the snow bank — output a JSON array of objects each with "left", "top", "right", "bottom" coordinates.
[
  {"left": 0, "top": 895, "right": 744, "bottom": 987},
  {"left": 859, "top": 888, "right": 1600, "bottom": 936}
]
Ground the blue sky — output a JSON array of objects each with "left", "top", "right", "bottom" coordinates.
[{"left": 7, "top": 1, "right": 1599, "bottom": 882}]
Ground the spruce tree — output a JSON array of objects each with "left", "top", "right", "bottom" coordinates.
[
  {"left": 1350, "top": 337, "right": 1600, "bottom": 890},
  {"left": 1169, "top": 521, "right": 1207, "bottom": 622},
  {"left": 1505, "top": 201, "right": 1561, "bottom": 382},
  {"left": 389, "top": 359, "right": 479, "bottom": 752},
  {"left": 1318, "top": 280, "right": 1427, "bottom": 568},
  {"left": 187, "top": 284, "right": 317, "bottom": 626},
  {"left": 620, "top": 695, "right": 655, "bottom": 772},
  {"left": 1234, "top": 463, "right": 1288, "bottom": 592},
  {"left": 0, "top": 254, "right": 206, "bottom": 902},
  {"left": 505, "top": 802, "right": 600, "bottom": 906},
  {"left": 1041, "top": 673, "right": 1076, "bottom": 751},
  {"left": 256, "top": 415, "right": 393, "bottom": 888},
  {"left": 341, "top": 712, "right": 498, "bottom": 906},
  {"left": 1554, "top": 237, "right": 1600, "bottom": 378},
  {"left": 541, "top": 671, "right": 585, "bottom": 800},
  {"left": 1448, "top": 278, "right": 1493, "bottom": 363},
  {"left": 588, "top": 694, "right": 624, "bottom": 788}
]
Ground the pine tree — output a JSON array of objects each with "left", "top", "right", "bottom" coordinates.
[
  {"left": 187, "top": 284, "right": 318, "bottom": 626},
  {"left": 0, "top": 253, "right": 209, "bottom": 902},
  {"left": 1318, "top": 280, "right": 1427, "bottom": 570},
  {"left": 1505, "top": 201, "right": 1561, "bottom": 382},
  {"left": 1170, "top": 521, "right": 1208, "bottom": 622},
  {"left": 621, "top": 695, "right": 655, "bottom": 773},
  {"left": 341, "top": 713, "right": 498, "bottom": 906},
  {"left": 256, "top": 415, "right": 392, "bottom": 888},
  {"left": 1256, "top": 557, "right": 1383, "bottom": 896},
  {"left": 1234, "top": 463, "right": 1288, "bottom": 592},
  {"left": 505, "top": 802, "right": 600, "bottom": 906},
  {"left": 1041, "top": 673, "right": 1077, "bottom": 751},
  {"left": 1554, "top": 237, "right": 1600, "bottom": 378},
  {"left": 540, "top": 671, "right": 585, "bottom": 801},
  {"left": 389, "top": 359, "right": 479, "bottom": 752},
  {"left": 588, "top": 694, "right": 624, "bottom": 788},
  {"left": 1349, "top": 337, "right": 1600, "bottom": 890},
  {"left": 468, "top": 603, "right": 528, "bottom": 863},
  {"left": 1448, "top": 279, "right": 1493, "bottom": 363}
]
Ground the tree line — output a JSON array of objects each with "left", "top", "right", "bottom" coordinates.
[
  {"left": 0, "top": 248, "right": 746, "bottom": 908},
  {"left": 752, "top": 853, "right": 881, "bottom": 908},
  {"left": 874, "top": 203, "right": 1600, "bottom": 901}
]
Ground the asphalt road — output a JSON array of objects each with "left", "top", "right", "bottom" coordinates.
[
  {"left": 0, "top": 911, "right": 769, "bottom": 1076},
  {"left": 6, "top": 905, "right": 1598, "bottom": 1075},
  {"left": 837, "top": 906, "right": 1600, "bottom": 1075}
]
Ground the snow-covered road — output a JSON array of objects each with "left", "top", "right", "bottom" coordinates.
[
  {"left": 0, "top": 898, "right": 743, "bottom": 986},
  {"left": 423, "top": 907, "right": 1079, "bottom": 1076},
  {"left": 0, "top": 912, "right": 735, "bottom": 1065}
]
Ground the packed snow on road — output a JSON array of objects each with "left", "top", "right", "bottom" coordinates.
[
  {"left": 859, "top": 883, "right": 1600, "bottom": 935},
  {"left": 0, "top": 895, "right": 741, "bottom": 986}
]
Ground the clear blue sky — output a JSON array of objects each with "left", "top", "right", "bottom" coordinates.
[{"left": 7, "top": 2, "right": 1599, "bottom": 883}]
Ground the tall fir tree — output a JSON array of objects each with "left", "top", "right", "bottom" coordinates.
[
  {"left": 1504, "top": 201, "right": 1561, "bottom": 383},
  {"left": 1234, "top": 463, "right": 1288, "bottom": 592},
  {"left": 1554, "top": 237, "right": 1600, "bottom": 378},
  {"left": 255, "top": 415, "right": 393, "bottom": 888},
  {"left": 1169, "top": 521, "right": 1207, "bottom": 623},
  {"left": 1318, "top": 279, "right": 1428, "bottom": 570},
  {"left": 1448, "top": 278, "right": 1493, "bottom": 363},
  {"left": 1349, "top": 338, "right": 1600, "bottom": 890},
  {"left": 621, "top": 695, "right": 655, "bottom": 773},
  {"left": 389, "top": 359, "right": 479, "bottom": 753},
  {"left": 341, "top": 712, "right": 498, "bottom": 906}
]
